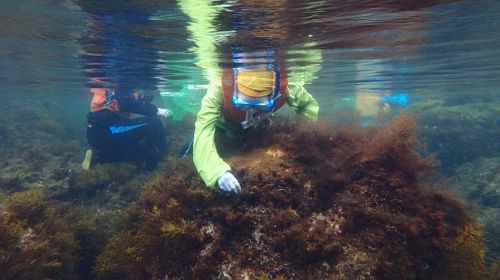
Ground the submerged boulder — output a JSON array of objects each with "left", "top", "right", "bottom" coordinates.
[{"left": 95, "top": 114, "right": 495, "bottom": 280}]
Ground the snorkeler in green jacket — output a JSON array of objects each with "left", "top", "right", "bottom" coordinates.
[
  {"left": 193, "top": 62, "right": 319, "bottom": 193},
  {"left": 176, "top": 0, "right": 322, "bottom": 193}
]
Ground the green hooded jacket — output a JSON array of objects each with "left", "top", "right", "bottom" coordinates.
[
  {"left": 178, "top": 0, "right": 322, "bottom": 187},
  {"left": 193, "top": 82, "right": 319, "bottom": 187}
]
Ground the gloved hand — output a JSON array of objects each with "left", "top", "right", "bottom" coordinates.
[
  {"left": 157, "top": 108, "right": 172, "bottom": 118},
  {"left": 217, "top": 172, "right": 241, "bottom": 194}
]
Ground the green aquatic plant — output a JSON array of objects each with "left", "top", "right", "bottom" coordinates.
[
  {"left": 67, "top": 163, "right": 137, "bottom": 198},
  {"left": 160, "top": 219, "right": 188, "bottom": 238},
  {"left": 3, "top": 190, "right": 45, "bottom": 224},
  {"left": 94, "top": 231, "right": 140, "bottom": 280},
  {"left": 0, "top": 190, "right": 105, "bottom": 279}
]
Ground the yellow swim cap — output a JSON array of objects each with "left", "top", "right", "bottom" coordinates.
[{"left": 236, "top": 69, "right": 275, "bottom": 97}]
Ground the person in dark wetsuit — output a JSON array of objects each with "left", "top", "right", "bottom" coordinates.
[
  {"left": 78, "top": 4, "right": 171, "bottom": 171},
  {"left": 82, "top": 87, "right": 171, "bottom": 170}
]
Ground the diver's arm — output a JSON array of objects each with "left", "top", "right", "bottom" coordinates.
[
  {"left": 285, "top": 45, "right": 322, "bottom": 120},
  {"left": 193, "top": 84, "right": 232, "bottom": 187},
  {"left": 285, "top": 84, "right": 319, "bottom": 120}
]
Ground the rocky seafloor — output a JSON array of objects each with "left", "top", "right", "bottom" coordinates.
[
  {"left": 0, "top": 99, "right": 498, "bottom": 279},
  {"left": 411, "top": 96, "right": 500, "bottom": 262}
]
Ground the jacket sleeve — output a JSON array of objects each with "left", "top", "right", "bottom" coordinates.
[
  {"left": 285, "top": 84, "right": 319, "bottom": 120},
  {"left": 193, "top": 84, "right": 231, "bottom": 187}
]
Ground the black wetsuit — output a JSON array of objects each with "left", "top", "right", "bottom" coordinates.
[{"left": 86, "top": 93, "right": 166, "bottom": 170}]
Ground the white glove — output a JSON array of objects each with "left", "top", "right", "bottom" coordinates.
[
  {"left": 217, "top": 172, "right": 241, "bottom": 194},
  {"left": 157, "top": 108, "right": 172, "bottom": 118}
]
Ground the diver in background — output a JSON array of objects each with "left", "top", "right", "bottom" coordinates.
[
  {"left": 79, "top": 4, "right": 173, "bottom": 170},
  {"left": 355, "top": 91, "right": 408, "bottom": 126},
  {"left": 82, "top": 87, "right": 172, "bottom": 170},
  {"left": 353, "top": 61, "right": 409, "bottom": 126}
]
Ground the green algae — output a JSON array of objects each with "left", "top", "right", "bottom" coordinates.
[
  {"left": 0, "top": 190, "right": 105, "bottom": 279},
  {"left": 410, "top": 100, "right": 500, "bottom": 120}
]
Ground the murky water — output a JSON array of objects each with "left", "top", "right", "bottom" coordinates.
[{"left": 0, "top": 0, "right": 499, "bottom": 269}]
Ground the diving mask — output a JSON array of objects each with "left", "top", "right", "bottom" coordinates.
[{"left": 232, "top": 67, "right": 281, "bottom": 113}]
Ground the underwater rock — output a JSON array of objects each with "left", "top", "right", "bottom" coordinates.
[
  {"left": 478, "top": 208, "right": 500, "bottom": 261},
  {"left": 448, "top": 157, "right": 500, "bottom": 258},
  {"left": 0, "top": 100, "right": 85, "bottom": 193},
  {"left": 0, "top": 175, "right": 24, "bottom": 193},
  {"left": 94, "top": 114, "right": 496, "bottom": 280},
  {"left": 449, "top": 157, "right": 500, "bottom": 208},
  {"left": 0, "top": 190, "right": 105, "bottom": 280},
  {"left": 411, "top": 100, "right": 500, "bottom": 175}
]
